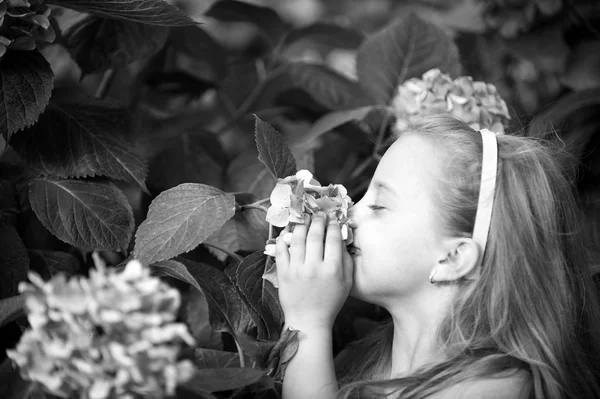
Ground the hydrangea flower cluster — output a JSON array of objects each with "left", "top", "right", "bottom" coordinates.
[
  {"left": 0, "top": 0, "right": 56, "bottom": 57},
  {"left": 6, "top": 259, "right": 195, "bottom": 399},
  {"left": 264, "top": 170, "right": 354, "bottom": 257},
  {"left": 391, "top": 68, "right": 511, "bottom": 134}
]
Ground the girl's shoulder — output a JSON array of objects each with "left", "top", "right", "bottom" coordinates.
[{"left": 427, "top": 369, "right": 531, "bottom": 399}]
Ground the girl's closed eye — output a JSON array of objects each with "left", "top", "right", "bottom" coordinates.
[{"left": 368, "top": 204, "right": 385, "bottom": 211}]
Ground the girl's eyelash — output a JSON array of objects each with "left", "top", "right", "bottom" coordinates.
[{"left": 368, "top": 204, "right": 385, "bottom": 211}]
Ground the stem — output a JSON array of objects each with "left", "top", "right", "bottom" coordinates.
[
  {"left": 268, "top": 223, "right": 273, "bottom": 240},
  {"left": 240, "top": 204, "right": 268, "bottom": 213},
  {"left": 202, "top": 242, "right": 242, "bottom": 262},
  {"left": 95, "top": 69, "right": 116, "bottom": 99},
  {"left": 234, "top": 338, "right": 246, "bottom": 368},
  {"left": 238, "top": 197, "right": 270, "bottom": 213}
]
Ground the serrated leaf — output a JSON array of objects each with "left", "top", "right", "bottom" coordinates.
[
  {"left": 0, "top": 358, "right": 34, "bottom": 399},
  {"left": 205, "top": 0, "right": 285, "bottom": 46},
  {"left": 193, "top": 348, "right": 241, "bottom": 368},
  {"left": 168, "top": 26, "right": 228, "bottom": 83},
  {"left": 356, "top": 12, "right": 461, "bottom": 105},
  {"left": 181, "top": 367, "right": 266, "bottom": 393},
  {"left": 29, "top": 178, "right": 134, "bottom": 252},
  {"left": 47, "top": 0, "right": 194, "bottom": 26},
  {"left": 0, "top": 50, "right": 53, "bottom": 141},
  {"left": 147, "top": 133, "right": 225, "bottom": 192},
  {"left": 174, "top": 257, "right": 254, "bottom": 335},
  {"left": 281, "top": 23, "right": 365, "bottom": 51},
  {"left": 303, "top": 106, "right": 375, "bottom": 145},
  {"left": 11, "top": 90, "right": 148, "bottom": 191},
  {"left": 149, "top": 259, "right": 201, "bottom": 290},
  {"left": 226, "top": 150, "right": 277, "bottom": 199},
  {"left": 0, "top": 222, "right": 29, "bottom": 299},
  {"left": 134, "top": 184, "right": 235, "bottom": 265},
  {"left": 225, "top": 251, "right": 283, "bottom": 340},
  {"left": 254, "top": 117, "right": 297, "bottom": 180},
  {"left": 285, "top": 62, "right": 372, "bottom": 110},
  {"left": 205, "top": 193, "right": 268, "bottom": 261},
  {"left": 28, "top": 250, "right": 80, "bottom": 280},
  {"left": 0, "top": 295, "right": 25, "bottom": 329},
  {"left": 65, "top": 16, "right": 169, "bottom": 75},
  {"left": 265, "top": 327, "right": 299, "bottom": 381}
]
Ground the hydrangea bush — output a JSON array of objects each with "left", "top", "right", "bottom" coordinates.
[
  {"left": 2, "top": 0, "right": 588, "bottom": 397},
  {"left": 7, "top": 259, "right": 195, "bottom": 399}
]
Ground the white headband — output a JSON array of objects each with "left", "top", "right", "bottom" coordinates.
[{"left": 472, "top": 128, "right": 498, "bottom": 262}]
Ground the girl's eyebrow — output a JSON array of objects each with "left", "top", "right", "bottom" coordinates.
[{"left": 372, "top": 180, "right": 398, "bottom": 197}]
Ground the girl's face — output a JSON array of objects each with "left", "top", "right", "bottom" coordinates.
[{"left": 348, "top": 133, "right": 449, "bottom": 304}]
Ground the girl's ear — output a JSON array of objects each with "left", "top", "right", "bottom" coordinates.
[{"left": 431, "top": 239, "right": 481, "bottom": 283}]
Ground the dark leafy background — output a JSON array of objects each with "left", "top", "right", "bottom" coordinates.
[{"left": 1, "top": 0, "right": 599, "bottom": 397}]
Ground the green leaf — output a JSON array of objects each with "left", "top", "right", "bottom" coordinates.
[
  {"left": 28, "top": 250, "right": 80, "bottom": 280},
  {"left": 205, "top": 193, "right": 268, "bottom": 261},
  {"left": 134, "top": 184, "right": 236, "bottom": 265},
  {"left": 225, "top": 251, "right": 283, "bottom": 341},
  {"left": 147, "top": 133, "right": 225, "bottom": 192},
  {"left": 174, "top": 257, "right": 254, "bottom": 335},
  {"left": 205, "top": 0, "right": 285, "bottom": 46},
  {"left": 46, "top": 0, "right": 194, "bottom": 26},
  {"left": 303, "top": 106, "right": 375, "bottom": 144},
  {"left": 356, "top": 12, "right": 461, "bottom": 105},
  {"left": 0, "top": 50, "right": 53, "bottom": 142},
  {"left": 0, "top": 358, "right": 34, "bottom": 399},
  {"left": 0, "top": 222, "right": 29, "bottom": 299},
  {"left": 65, "top": 16, "right": 169, "bottom": 75},
  {"left": 265, "top": 327, "right": 299, "bottom": 381},
  {"left": 28, "top": 178, "right": 134, "bottom": 252},
  {"left": 0, "top": 295, "right": 24, "bottom": 329},
  {"left": 281, "top": 22, "right": 365, "bottom": 51},
  {"left": 226, "top": 150, "right": 277, "bottom": 200},
  {"left": 181, "top": 367, "right": 266, "bottom": 393},
  {"left": 285, "top": 62, "right": 372, "bottom": 110},
  {"left": 149, "top": 259, "right": 202, "bottom": 290},
  {"left": 168, "top": 26, "right": 228, "bottom": 83},
  {"left": 11, "top": 90, "right": 148, "bottom": 192},
  {"left": 254, "top": 116, "right": 297, "bottom": 180},
  {"left": 193, "top": 348, "right": 242, "bottom": 368}
]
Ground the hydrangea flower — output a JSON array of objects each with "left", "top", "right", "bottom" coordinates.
[
  {"left": 6, "top": 259, "right": 195, "bottom": 399},
  {"left": 0, "top": 0, "right": 57, "bottom": 58},
  {"left": 391, "top": 68, "right": 511, "bottom": 134},
  {"left": 264, "top": 169, "right": 354, "bottom": 257}
]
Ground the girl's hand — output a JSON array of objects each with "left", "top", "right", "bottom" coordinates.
[{"left": 275, "top": 211, "right": 353, "bottom": 332}]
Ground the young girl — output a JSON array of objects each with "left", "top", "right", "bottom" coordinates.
[{"left": 274, "top": 116, "right": 600, "bottom": 399}]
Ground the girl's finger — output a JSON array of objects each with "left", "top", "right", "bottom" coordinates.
[
  {"left": 275, "top": 229, "right": 290, "bottom": 272},
  {"left": 306, "top": 212, "right": 327, "bottom": 263},
  {"left": 341, "top": 245, "right": 354, "bottom": 284},
  {"left": 290, "top": 216, "right": 310, "bottom": 265},
  {"left": 323, "top": 219, "right": 342, "bottom": 265}
]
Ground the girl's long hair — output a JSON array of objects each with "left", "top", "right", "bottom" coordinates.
[{"left": 336, "top": 116, "right": 600, "bottom": 399}]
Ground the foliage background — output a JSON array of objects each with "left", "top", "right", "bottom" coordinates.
[{"left": 1, "top": 0, "right": 599, "bottom": 397}]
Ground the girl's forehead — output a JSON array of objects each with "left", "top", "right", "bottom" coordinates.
[{"left": 375, "top": 135, "right": 440, "bottom": 193}]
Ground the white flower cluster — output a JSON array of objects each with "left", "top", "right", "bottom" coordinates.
[
  {"left": 6, "top": 260, "right": 195, "bottom": 399},
  {"left": 391, "top": 68, "right": 511, "bottom": 134},
  {"left": 264, "top": 170, "right": 353, "bottom": 257}
]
